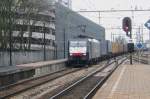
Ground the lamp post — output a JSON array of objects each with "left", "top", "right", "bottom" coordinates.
[{"left": 43, "top": 23, "right": 46, "bottom": 61}]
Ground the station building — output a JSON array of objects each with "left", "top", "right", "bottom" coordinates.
[
  {"left": 0, "top": 1, "right": 105, "bottom": 66},
  {"left": 0, "top": 0, "right": 56, "bottom": 66},
  {"left": 55, "top": 3, "right": 105, "bottom": 59}
]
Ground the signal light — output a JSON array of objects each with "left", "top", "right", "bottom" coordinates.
[{"left": 122, "top": 17, "right": 132, "bottom": 36}]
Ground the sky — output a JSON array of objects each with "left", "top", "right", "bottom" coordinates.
[{"left": 71, "top": 0, "right": 150, "bottom": 42}]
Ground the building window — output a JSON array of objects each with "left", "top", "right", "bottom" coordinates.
[{"left": 52, "top": 29, "right": 55, "bottom": 35}]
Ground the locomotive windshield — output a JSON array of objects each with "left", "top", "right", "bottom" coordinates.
[
  {"left": 70, "top": 41, "right": 86, "bottom": 47},
  {"left": 69, "top": 41, "right": 87, "bottom": 54}
]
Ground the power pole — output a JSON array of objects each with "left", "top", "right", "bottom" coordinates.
[
  {"left": 43, "top": 23, "right": 46, "bottom": 61},
  {"left": 98, "top": 11, "right": 101, "bottom": 25},
  {"left": 64, "top": 28, "right": 66, "bottom": 58}
]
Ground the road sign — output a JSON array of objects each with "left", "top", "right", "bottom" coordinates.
[
  {"left": 145, "top": 19, "right": 150, "bottom": 30},
  {"left": 136, "top": 43, "right": 143, "bottom": 49}
]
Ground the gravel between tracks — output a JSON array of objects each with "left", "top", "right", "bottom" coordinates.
[
  {"left": 50, "top": 61, "right": 116, "bottom": 99},
  {"left": 9, "top": 62, "right": 105, "bottom": 99},
  {"left": 49, "top": 57, "right": 126, "bottom": 99}
]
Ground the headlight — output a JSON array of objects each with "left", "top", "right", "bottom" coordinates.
[
  {"left": 83, "top": 53, "right": 86, "bottom": 56},
  {"left": 70, "top": 53, "right": 73, "bottom": 56}
]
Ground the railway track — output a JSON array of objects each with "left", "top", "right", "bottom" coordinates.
[
  {"left": 132, "top": 57, "right": 149, "bottom": 64},
  {"left": 0, "top": 68, "right": 81, "bottom": 98},
  {"left": 1, "top": 56, "right": 125, "bottom": 99},
  {"left": 3, "top": 61, "right": 108, "bottom": 99},
  {"left": 49, "top": 57, "right": 127, "bottom": 99}
]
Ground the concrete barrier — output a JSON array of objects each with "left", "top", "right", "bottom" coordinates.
[
  {"left": 0, "top": 59, "right": 68, "bottom": 88},
  {"left": 0, "top": 66, "right": 35, "bottom": 87},
  {"left": 18, "top": 59, "right": 68, "bottom": 77}
]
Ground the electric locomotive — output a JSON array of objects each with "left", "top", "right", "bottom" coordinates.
[{"left": 68, "top": 38, "right": 100, "bottom": 66}]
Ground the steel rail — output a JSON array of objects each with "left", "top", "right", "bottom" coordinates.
[
  {"left": 84, "top": 58, "right": 127, "bottom": 99},
  {"left": 0, "top": 68, "right": 81, "bottom": 98},
  {"left": 50, "top": 57, "right": 125, "bottom": 99}
]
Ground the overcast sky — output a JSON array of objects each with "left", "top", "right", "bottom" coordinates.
[{"left": 71, "top": 0, "right": 150, "bottom": 42}]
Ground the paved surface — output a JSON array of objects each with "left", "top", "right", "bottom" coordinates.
[
  {"left": 93, "top": 60, "right": 150, "bottom": 99},
  {"left": 17, "top": 59, "right": 67, "bottom": 68},
  {"left": 0, "top": 59, "right": 67, "bottom": 75},
  {"left": 0, "top": 66, "right": 31, "bottom": 75}
]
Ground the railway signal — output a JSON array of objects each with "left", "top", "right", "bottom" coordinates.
[
  {"left": 122, "top": 17, "right": 132, "bottom": 37},
  {"left": 122, "top": 17, "right": 133, "bottom": 65}
]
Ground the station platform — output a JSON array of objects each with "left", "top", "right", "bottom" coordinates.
[
  {"left": 0, "top": 66, "right": 34, "bottom": 87},
  {"left": 0, "top": 59, "right": 67, "bottom": 88},
  {"left": 93, "top": 60, "right": 150, "bottom": 99}
]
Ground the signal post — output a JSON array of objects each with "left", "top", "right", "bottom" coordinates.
[{"left": 122, "top": 17, "right": 133, "bottom": 65}]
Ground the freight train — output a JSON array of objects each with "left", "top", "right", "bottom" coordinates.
[
  {"left": 68, "top": 38, "right": 130, "bottom": 66},
  {"left": 68, "top": 38, "right": 100, "bottom": 66}
]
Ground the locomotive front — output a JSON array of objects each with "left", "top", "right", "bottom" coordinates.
[{"left": 68, "top": 40, "right": 88, "bottom": 66}]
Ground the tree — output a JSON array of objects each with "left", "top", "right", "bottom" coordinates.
[
  {"left": 0, "top": 0, "right": 54, "bottom": 50},
  {"left": 15, "top": 0, "right": 54, "bottom": 50},
  {"left": 0, "top": 0, "right": 22, "bottom": 50}
]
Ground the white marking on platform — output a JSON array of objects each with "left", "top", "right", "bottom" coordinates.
[
  {"left": 108, "top": 65, "right": 126, "bottom": 98},
  {"left": 103, "top": 83, "right": 107, "bottom": 87},
  {"left": 94, "top": 72, "right": 108, "bottom": 77}
]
